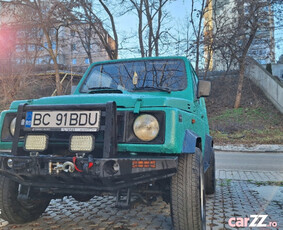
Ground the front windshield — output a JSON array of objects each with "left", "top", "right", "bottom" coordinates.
[{"left": 80, "top": 59, "right": 187, "bottom": 93}]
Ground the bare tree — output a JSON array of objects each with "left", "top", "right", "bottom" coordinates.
[
  {"left": 0, "top": 0, "right": 73, "bottom": 95},
  {"left": 0, "top": 5, "right": 44, "bottom": 76},
  {"left": 174, "top": 0, "right": 214, "bottom": 76},
  {"left": 70, "top": 0, "right": 118, "bottom": 60},
  {"left": 0, "top": 24, "right": 16, "bottom": 75},
  {"left": 189, "top": 0, "right": 207, "bottom": 74},
  {"left": 122, "top": 0, "right": 173, "bottom": 57},
  {"left": 68, "top": 23, "right": 96, "bottom": 64},
  {"left": 230, "top": 0, "right": 278, "bottom": 108},
  {"left": 206, "top": 0, "right": 282, "bottom": 108}
]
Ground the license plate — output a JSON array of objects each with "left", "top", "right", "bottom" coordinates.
[{"left": 25, "top": 111, "right": 101, "bottom": 132}]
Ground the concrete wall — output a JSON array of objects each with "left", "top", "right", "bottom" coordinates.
[
  {"left": 245, "top": 57, "right": 283, "bottom": 113},
  {"left": 262, "top": 63, "right": 283, "bottom": 81},
  {"left": 272, "top": 64, "right": 283, "bottom": 80}
]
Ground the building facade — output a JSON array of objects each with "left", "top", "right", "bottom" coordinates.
[{"left": 0, "top": 2, "right": 114, "bottom": 75}]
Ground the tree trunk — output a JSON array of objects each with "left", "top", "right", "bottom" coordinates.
[
  {"left": 98, "top": 0, "right": 118, "bottom": 60},
  {"left": 234, "top": 58, "right": 245, "bottom": 109},
  {"left": 54, "top": 61, "right": 62, "bottom": 95},
  {"left": 144, "top": 0, "right": 154, "bottom": 57},
  {"left": 138, "top": 0, "right": 145, "bottom": 57},
  {"left": 154, "top": 0, "right": 162, "bottom": 56}
]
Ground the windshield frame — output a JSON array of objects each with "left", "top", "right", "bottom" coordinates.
[{"left": 79, "top": 58, "right": 188, "bottom": 93}]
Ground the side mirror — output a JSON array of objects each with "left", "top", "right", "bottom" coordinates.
[{"left": 198, "top": 80, "right": 211, "bottom": 98}]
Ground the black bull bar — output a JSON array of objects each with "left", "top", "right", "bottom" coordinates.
[
  {"left": 12, "top": 102, "right": 118, "bottom": 158},
  {"left": 2, "top": 102, "right": 177, "bottom": 193},
  {"left": 0, "top": 154, "right": 177, "bottom": 192}
]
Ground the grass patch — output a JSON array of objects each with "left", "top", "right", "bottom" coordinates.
[
  {"left": 219, "top": 179, "right": 232, "bottom": 187},
  {"left": 209, "top": 107, "right": 283, "bottom": 145},
  {"left": 250, "top": 181, "right": 283, "bottom": 187},
  {"left": 211, "top": 128, "right": 283, "bottom": 144},
  {"left": 210, "top": 107, "right": 282, "bottom": 126}
]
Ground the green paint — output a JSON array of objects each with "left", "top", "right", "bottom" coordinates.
[
  {"left": 133, "top": 99, "right": 142, "bottom": 114},
  {"left": 0, "top": 56, "right": 210, "bottom": 155}
]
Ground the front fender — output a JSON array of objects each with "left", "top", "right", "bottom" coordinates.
[{"left": 182, "top": 130, "right": 201, "bottom": 154}]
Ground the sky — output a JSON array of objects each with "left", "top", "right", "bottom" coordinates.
[
  {"left": 114, "top": 0, "right": 189, "bottom": 58},
  {"left": 116, "top": 1, "right": 188, "bottom": 32}
]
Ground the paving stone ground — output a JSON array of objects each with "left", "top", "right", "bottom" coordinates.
[
  {"left": 1, "top": 171, "right": 282, "bottom": 230},
  {"left": 216, "top": 169, "right": 283, "bottom": 182}
]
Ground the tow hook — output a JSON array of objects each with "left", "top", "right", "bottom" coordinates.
[
  {"left": 49, "top": 161, "right": 75, "bottom": 174},
  {"left": 62, "top": 161, "right": 75, "bottom": 173}
]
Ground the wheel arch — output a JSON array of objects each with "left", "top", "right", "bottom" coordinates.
[{"left": 181, "top": 130, "right": 202, "bottom": 154}]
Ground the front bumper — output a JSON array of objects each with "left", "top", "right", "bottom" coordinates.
[{"left": 0, "top": 153, "right": 177, "bottom": 192}]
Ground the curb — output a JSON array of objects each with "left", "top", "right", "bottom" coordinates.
[{"left": 214, "top": 144, "right": 283, "bottom": 152}]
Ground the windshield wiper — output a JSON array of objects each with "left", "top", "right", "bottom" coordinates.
[
  {"left": 87, "top": 87, "right": 123, "bottom": 94},
  {"left": 88, "top": 87, "right": 117, "bottom": 90},
  {"left": 132, "top": 86, "right": 171, "bottom": 93}
]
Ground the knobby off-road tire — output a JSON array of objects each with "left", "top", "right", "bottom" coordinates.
[
  {"left": 0, "top": 175, "right": 50, "bottom": 224},
  {"left": 205, "top": 149, "right": 215, "bottom": 195},
  {"left": 170, "top": 148, "right": 206, "bottom": 230}
]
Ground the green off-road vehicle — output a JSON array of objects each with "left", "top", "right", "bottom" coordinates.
[{"left": 0, "top": 56, "right": 215, "bottom": 230}]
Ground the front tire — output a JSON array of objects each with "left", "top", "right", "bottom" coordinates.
[
  {"left": 170, "top": 148, "right": 206, "bottom": 230},
  {"left": 0, "top": 175, "right": 50, "bottom": 224}
]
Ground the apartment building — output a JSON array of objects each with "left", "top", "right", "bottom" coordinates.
[{"left": 0, "top": 2, "right": 114, "bottom": 75}]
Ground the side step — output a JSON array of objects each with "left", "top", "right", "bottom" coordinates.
[
  {"left": 17, "top": 184, "right": 31, "bottom": 201},
  {"left": 115, "top": 188, "right": 131, "bottom": 209}
]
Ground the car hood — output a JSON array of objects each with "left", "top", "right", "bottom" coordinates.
[{"left": 10, "top": 93, "right": 193, "bottom": 112}]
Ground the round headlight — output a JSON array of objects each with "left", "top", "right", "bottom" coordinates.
[
  {"left": 133, "top": 114, "right": 159, "bottom": 141},
  {"left": 10, "top": 117, "right": 17, "bottom": 136}
]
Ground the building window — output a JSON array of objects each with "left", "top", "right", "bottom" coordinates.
[
  {"left": 36, "top": 58, "right": 44, "bottom": 64},
  {"left": 39, "top": 29, "right": 44, "bottom": 36},
  {"left": 16, "top": 45, "right": 23, "bottom": 52},
  {"left": 15, "top": 58, "right": 21, "bottom": 64},
  {"left": 70, "top": 30, "right": 75, "bottom": 36},
  {"left": 71, "top": 44, "right": 76, "bottom": 51},
  {"left": 85, "top": 58, "right": 90, "bottom": 64},
  {"left": 28, "top": 45, "right": 35, "bottom": 51},
  {"left": 49, "top": 28, "right": 56, "bottom": 36},
  {"left": 30, "top": 28, "right": 38, "bottom": 37},
  {"left": 244, "top": 3, "right": 250, "bottom": 15},
  {"left": 72, "top": 58, "right": 77, "bottom": 65}
]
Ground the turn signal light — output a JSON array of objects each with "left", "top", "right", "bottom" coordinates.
[{"left": 132, "top": 160, "right": 156, "bottom": 168}]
